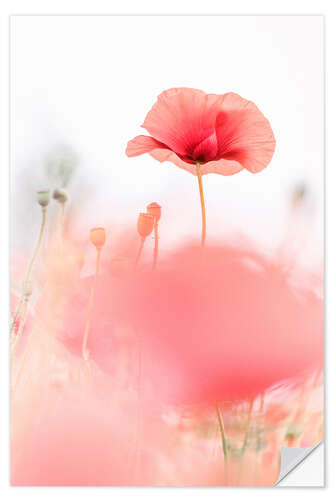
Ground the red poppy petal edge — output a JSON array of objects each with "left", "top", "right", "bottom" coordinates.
[
  {"left": 200, "top": 159, "right": 244, "bottom": 176},
  {"left": 125, "top": 135, "right": 167, "bottom": 157}
]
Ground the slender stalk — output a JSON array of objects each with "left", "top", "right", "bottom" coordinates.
[
  {"left": 135, "top": 237, "right": 145, "bottom": 268},
  {"left": 241, "top": 398, "right": 254, "bottom": 455},
  {"left": 216, "top": 404, "right": 228, "bottom": 459},
  {"left": 255, "top": 392, "right": 265, "bottom": 453},
  {"left": 216, "top": 404, "right": 228, "bottom": 484},
  {"left": 11, "top": 295, "right": 29, "bottom": 356},
  {"left": 152, "top": 221, "right": 159, "bottom": 270},
  {"left": 58, "top": 201, "right": 66, "bottom": 247},
  {"left": 10, "top": 206, "right": 47, "bottom": 334},
  {"left": 82, "top": 248, "right": 101, "bottom": 361},
  {"left": 254, "top": 393, "right": 265, "bottom": 483},
  {"left": 196, "top": 161, "right": 206, "bottom": 249},
  {"left": 234, "top": 398, "right": 255, "bottom": 486},
  {"left": 61, "top": 201, "right": 65, "bottom": 226}
]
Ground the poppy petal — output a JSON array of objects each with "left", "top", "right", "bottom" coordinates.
[
  {"left": 150, "top": 148, "right": 243, "bottom": 176},
  {"left": 215, "top": 93, "right": 276, "bottom": 173},
  {"left": 149, "top": 148, "right": 197, "bottom": 175},
  {"left": 142, "top": 88, "right": 221, "bottom": 158},
  {"left": 200, "top": 159, "right": 244, "bottom": 176},
  {"left": 125, "top": 135, "right": 168, "bottom": 157},
  {"left": 126, "top": 135, "right": 243, "bottom": 176}
]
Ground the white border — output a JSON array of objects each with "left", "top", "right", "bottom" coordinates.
[{"left": 1, "top": 1, "right": 331, "bottom": 497}]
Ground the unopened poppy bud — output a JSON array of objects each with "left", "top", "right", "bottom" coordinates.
[
  {"left": 53, "top": 187, "right": 68, "bottom": 204},
  {"left": 137, "top": 213, "right": 154, "bottom": 238},
  {"left": 37, "top": 189, "right": 50, "bottom": 207},
  {"left": 90, "top": 227, "right": 106, "bottom": 249},
  {"left": 147, "top": 202, "right": 161, "bottom": 222}
]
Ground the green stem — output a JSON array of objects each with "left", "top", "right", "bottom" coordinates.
[
  {"left": 216, "top": 403, "right": 228, "bottom": 459},
  {"left": 10, "top": 206, "right": 47, "bottom": 334},
  {"left": 241, "top": 398, "right": 254, "bottom": 455},
  {"left": 152, "top": 221, "right": 159, "bottom": 270},
  {"left": 216, "top": 404, "right": 228, "bottom": 484},
  {"left": 196, "top": 161, "right": 206, "bottom": 249},
  {"left": 58, "top": 201, "right": 66, "bottom": 247},
  {"left": 82, "top": 248, "right": 101, "bottom": 361},
  {"left": 11, "top": 296, "right": 29, "bottom": 356}
]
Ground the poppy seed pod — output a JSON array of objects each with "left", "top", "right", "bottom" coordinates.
[
  {"left": 147, "top": 202, "right": 162, "bottom": 222},
  {"left": 90, "top": 227, "right": 106, "bottom": 249},
  {"left": 137, "top": 213, "right": 154, "bottom": 238},
  {"left": 37, "top": 189, "right": 50, "bottom": 207},
  {"left": 53, "top": 188, "right": 68, "bottom": 204}
]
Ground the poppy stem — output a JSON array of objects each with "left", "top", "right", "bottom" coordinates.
[
  {"left": 82, "top": 247, "right": 101, "bottom": 361},
  {"left": 11, "top": 294, "right": 29, "bottom": 356},
  {"left": 135, "top": 237, "right": 145, "bottom": 268},
  {"left": 241, "top": 397, "right": 255, "bottom": 455},
  {"left": 196, "top": 161, "right": 206, "bottom": 249},
  {"left": 58, "top": 201, "right": 66, "bottom": 247},
  {"left": 10, "top": 293, "right": 30, "bottom": 393},
  {"left": 10, "top": 206, "right": 47, "bottom": 334},
  {"left": 216, "top": 403, "right": 228, "bottom": 459},
  {"left": 152, "top": 221, "right": 159, "bottom": 270}
]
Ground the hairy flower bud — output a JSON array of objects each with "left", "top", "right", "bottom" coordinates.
[
  {"left": 137, "top": 213, "right": 154, "bottom": 238},
  {"left": 37, "top": 189, "right": 50, "bottom": 207},
  {"left": 147, "top": 202, "right": 161, "bottom": 222},
  {"left": 90, "top": 227, "right": 106, "bottom": 249},
  {"left": 53, "top": 188, "right": 68, "bottom": 204}
]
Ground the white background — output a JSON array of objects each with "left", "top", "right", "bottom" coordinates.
[
  {"left": 0, "top": 1, "right": 331, "bottom": 498},
  {"left": 10, "top": 15, "right": 323, "bottom": 271}
]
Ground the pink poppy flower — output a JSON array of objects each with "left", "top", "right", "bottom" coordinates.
[
  {"left": 126, "top": 87, "right": 275, "bottom": 176},
  {"left": 126, "top": 88, "right": 275, "bottom": 248}
]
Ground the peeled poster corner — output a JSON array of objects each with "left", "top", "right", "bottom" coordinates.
[
  {"left": 10, "top": 15, "right": 324, "bottom": 487},
  {"left": 276, "top": 444, "right": 324, "bottom": 486}
]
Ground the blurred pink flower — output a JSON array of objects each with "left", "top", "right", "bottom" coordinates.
[
  {"left": 126, "top": 88, "right": 275, "bottom": 176},
  {"left": 60, "top": 243, "right": 323, "bottom": 405},
  {"left": 119, "top": 244, "right": 323, "bottom": 405}
]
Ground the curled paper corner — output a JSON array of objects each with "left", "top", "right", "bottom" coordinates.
[{"left": 275, "top": 443, "right": 322, "bottom": 485}]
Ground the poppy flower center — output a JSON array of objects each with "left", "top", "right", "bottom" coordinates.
[{"left": 191, "top": 131, "right": 218, "bottom": 163}]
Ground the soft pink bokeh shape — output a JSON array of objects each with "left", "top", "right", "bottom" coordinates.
[
  {"left": 126, "top": 88, "right": 276, "bottom": 176},
  {"left": 60, "top": 275, "right": 127, "bottom": 373},
  {"left": 61, "top": 243, "right": 323, "bottom": 406},
  {"left": 118, "top": 244, "right": 323, "bottom": 405},
  {"left": 11, "top": 395, "right": 136, "bottom": 486}
]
